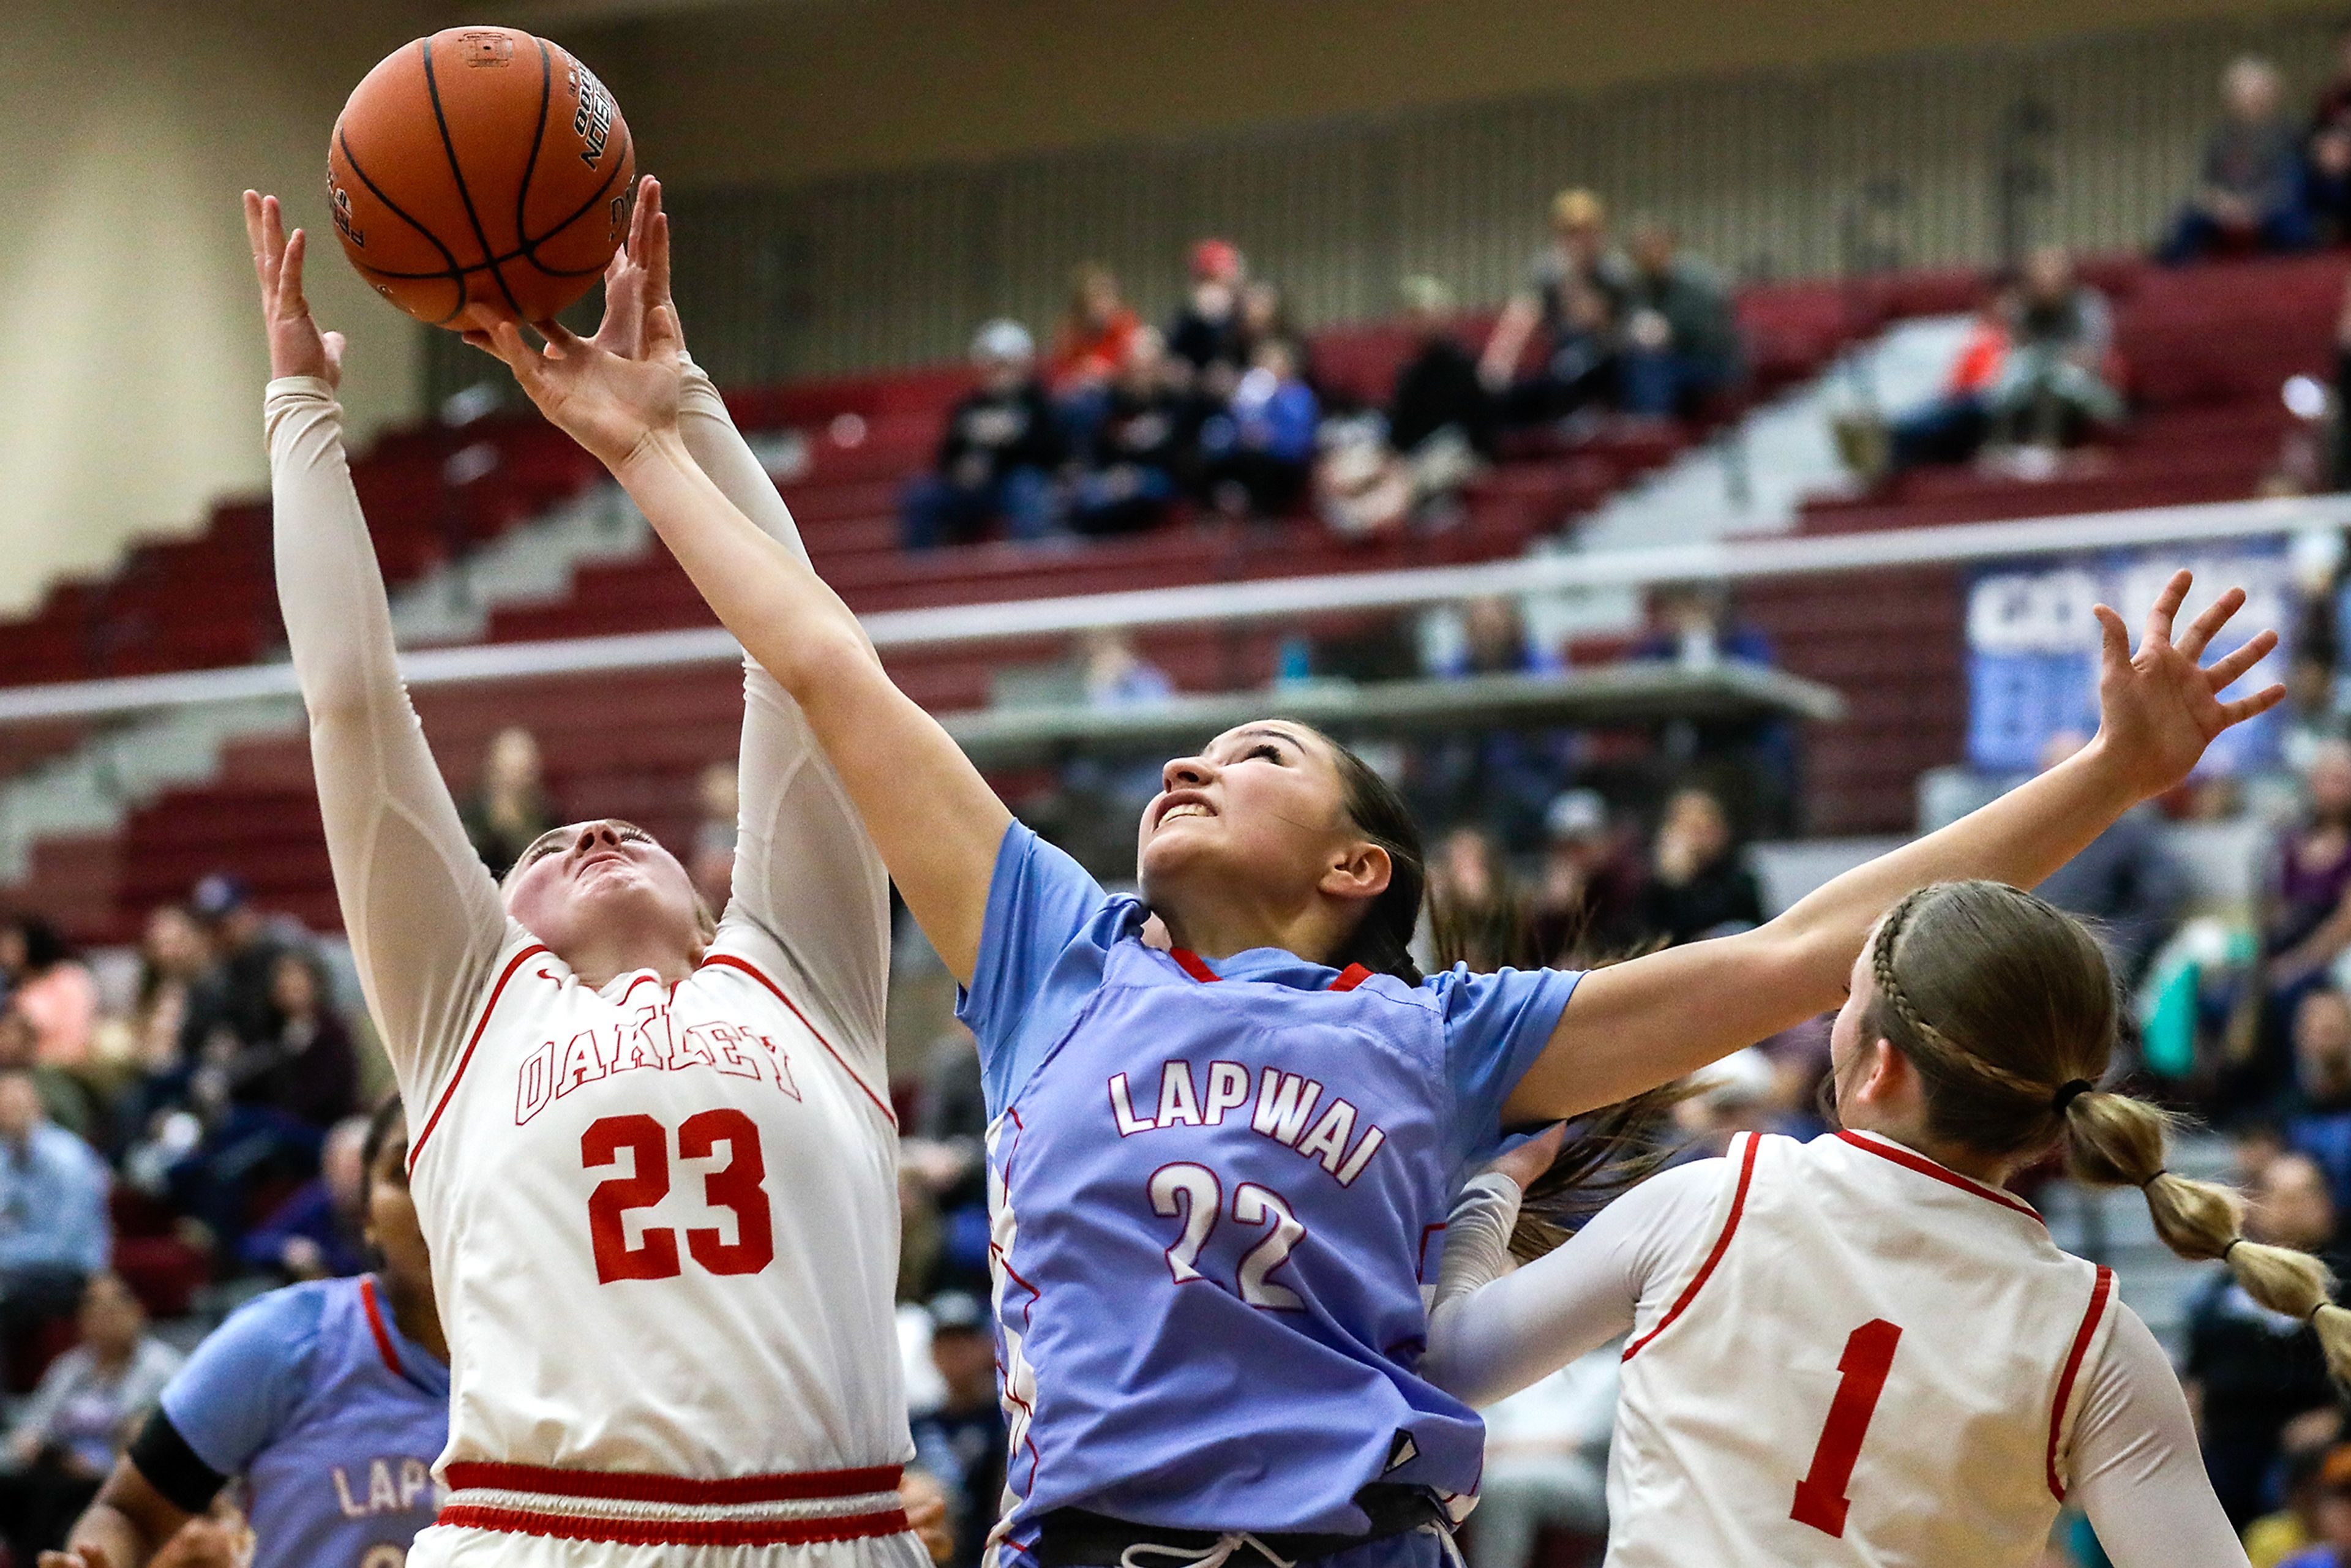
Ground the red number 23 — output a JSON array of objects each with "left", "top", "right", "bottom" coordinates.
[{"left": 582, "top": 1109, "right": 776, "bottom": 1284}]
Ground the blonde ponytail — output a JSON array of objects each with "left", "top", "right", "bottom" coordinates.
[{"left": 2064, "top": 1088, "right": 2351, "bottom": 1383}]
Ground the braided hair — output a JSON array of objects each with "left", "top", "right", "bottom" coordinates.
[{"left": 1867, "top": 881, "right": 2351, "bottom": 1381}]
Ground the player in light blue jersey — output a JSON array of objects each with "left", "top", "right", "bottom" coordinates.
[
  {"left": 477, "top": 224, "right": 2283, "bottom": 1568},
  {"left": 43, "top": 1098, "right": 446, "bottom": 1568}
]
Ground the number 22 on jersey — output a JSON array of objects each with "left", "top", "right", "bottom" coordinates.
[
  {"left": 1150, "top": 1163, "right": 1306, "bottom": 1308},
  {"left": 581, "top": 1110, "right": 776, "bottom": 1283}
]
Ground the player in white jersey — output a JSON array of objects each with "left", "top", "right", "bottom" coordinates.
[
  {"left": 1425, "top": 880, "right": 2351, "bottom": 1568},
  {"left": 243, "top": 185, "right": 934, "bottom": 1568}
]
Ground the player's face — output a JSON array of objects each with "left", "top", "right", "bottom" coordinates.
[
  {"left": 1137, "top": 724, "right": 1363, "bottom": 913},
  {"left": 503, "top": 819, "right": 704, "bottom": 964},
  {"left": 364, "top": 1123, "right": 434, "bottom": 1300}
]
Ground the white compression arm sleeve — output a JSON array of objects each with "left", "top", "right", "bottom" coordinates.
[
  {"left": 2067, "top": 1305, "right": 2251, "bottom": 1567},
  {"left": 1423, "top": 1158, "right": 1722, "bottom": 1409},
  {"left": 268, "top": 377, "right": 513, "bottom": 1105},
  {"left": 675, "top": 356, "right": 893, "bottom": 1062}
]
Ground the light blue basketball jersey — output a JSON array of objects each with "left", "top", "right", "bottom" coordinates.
[
  {"left": 960, "top": 825, "right": 1577, "bottom": 1562},
  {"left": 162, "top": 1275, "right": 448, "bottom": 1568}
]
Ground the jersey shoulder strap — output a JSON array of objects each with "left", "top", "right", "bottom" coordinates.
[{"left": 1622, "top": 1131, "right": 1768, "bottom": 1362}]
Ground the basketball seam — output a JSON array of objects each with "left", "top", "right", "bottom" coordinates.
[
  {"left": 336, "top": 131, "right": 470, "bottom": 328},
  {"left": 519, "top": 124, "right": 634, "bottom": 275},
  {"left": 419, "top": 36, "right": 527, "bottom": 322},
  {"left": 512, "top": 39, "right": 552, "bottom": 279}
]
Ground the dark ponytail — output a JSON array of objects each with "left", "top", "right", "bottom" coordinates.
[{"left": 1322, "top": 735, "right": 1427, "bottom": 985}]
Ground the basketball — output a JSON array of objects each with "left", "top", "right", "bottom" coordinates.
[{"left": 326, "top": 27, "right": 634, "bottom": 329}]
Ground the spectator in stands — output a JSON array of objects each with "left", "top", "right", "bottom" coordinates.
[
  {"left": 1527, "top": 789, "right": 1643, "bottom": 967},
  {"left": 169, "top": 948, "right": 356, "bottom": 1255},
  {"left": 1632, "top": 582, "right": 1798, "bottom": 833},
  {"left": 0, "top": 916, "right": 98, "bottom": 1071},
  {"left": 2186, "top": 1151, "right": 2350, "bottom": 1528},
  {"left": 1164, "top": 239, "right": 1249, "bottom": 400},
  {"left": 127, "top": 904, "right": 223, "bottom": 1085},
  {"left": 1048, "top": 263, "right": 1141, "bottom": 399},
  {"left": 2305, "top": 120, "right": 2351, "bottom": 247},
  {"left": 910, "top": 1291, "right": 1009, "bottom": 1568},
  {"left": 1413, "top": 597, "right": 1573, "bottom": 848},
  {"left": 1635, "top": 785, "right": 1763, "bottom": 945},
  {"left": 1490, "top": 276, "right": 1621, "bottom": 432},
  {"left": 1616, "top": 217, "right": 1742, "bottom": 419},
  {"left": 1984, "top": 246, "right": 2126, "bottom": 456},
  {"left": 238, "top": 1112, "right": 370, "bottom": 1281},
  {"left": 1466, "top": 1348, "right": 1616, "bottom": 1568},
  {"left": 1068, "top": 328, "right": 1183, "bottom": 537},
  {"left": 1237, "top": 280, "right": 1311, "bottom": 387},
  {"left": 1198, "top": 337, "right": 1319, "bottom": 520},
  {"left": 2030, "top": 729, "right": 2186, "bottom": 984},
  {"left": 2265, "top": 742, "right": 2351, "bottom": 1075},
  {"left": 2162, "top": 56, "right": 2314, "bottom": 263},
  {"left": 1842, "top": 275, "right": 2015, "bottom": 480},
  {"left": 689, "top": 759, "right": 739, "bottom": 911},
  {"left": 1428, "top": 826, "right": 1530, "bottom": 972},
  {"left": 1480, "top": 187, "right": 1634, "bottom": 409},
  {"left": 0, "top": 1067, "right": 110, "bottom": 1383},
  {"left": 1316, "top": 277, "right": 1494, "bottom": 540},
  {"left": 2283, "top": 1447, "right": 2351, "bottom": 1568},
  {"left": 0, "top": 1272, "right": 181, "bottom": 1562},
  {"left": 459, "top": 726, "right": 560, "bottom": 879},
  {"left": 189, "top": 874, "right": 288, "bottom": 1047},
  {"left": 2290, "top": 987, "right": 2351, "bottom": 1212},
  {"left": 0, "top": 1007, "right": 96, "bottom": 1141},
  {"left": 2249, "top": 1433, "right": 2338, "bottom": 1567},
  {"left": 901, "top": 320, "right": 1066, "bottom": 550},
  {"left": 2310, "top": 25, "right": 2351, "bottom": 138},
  {"left": 904, "top": 1027, "right": 990, "bottom": 1299}
]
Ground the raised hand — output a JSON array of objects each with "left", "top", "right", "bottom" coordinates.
[
  {"left": 2090, "top": 569, "right": 2285, "bottom": 798},
  {"left": 241, "top": 191, "right": 345, "bottom": 388},
  {"left": 587, "top": 176, "right": 675, "bottom": 362},
  {"left": 474, "top": 288, "right": 683, "bottom": 472}
]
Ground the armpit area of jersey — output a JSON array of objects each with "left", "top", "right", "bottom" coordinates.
[{"left": 129, "top": 1407, "right": 229, "bottom": 1517}]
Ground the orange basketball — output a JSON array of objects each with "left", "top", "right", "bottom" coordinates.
[{"left": 327, "top": 27, "right": 635, "bottom": 330}]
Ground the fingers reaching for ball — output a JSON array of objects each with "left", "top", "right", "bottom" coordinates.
[{"left": 240, "top": 191, "right": 343, "bottom": 389}]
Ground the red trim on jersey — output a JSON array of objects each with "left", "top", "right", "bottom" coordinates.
[
  {"left": 1171, "top": 950, "right": 1375, "bottom": 991},
  {"left": 437, "top": 1505, "right": 910, "bottom": 1548},
  {"left": 357, "top": 1276, "right": 403, "bottom": 1379},
  {"left": 2046, "top": 1266, "right": 2115, "bottom": 1501},
  {"left": 443, "top": 1460, "right": 901, "bottom": 1505},
  {"left": 409, "top": 943, "right": 550, "bottom": 1172},
  {"left": 1834, "top": 1131, "right": 2045, "bottom": 1225},
  {"left": 1622, "top": 1131, "right": 1761, "bottom": 1362},
  {"left": 698, "top": 953, "right": 895, "bottom": 1127},
  {"left": 1170, "top": 948, "right": 1220, "bottom": 983}
]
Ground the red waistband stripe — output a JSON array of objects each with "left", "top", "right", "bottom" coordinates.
[
  {"left": 437, "top": 1504, "right": 911, "bottom": 1549},
  {"left": 443, "top": 1461, "right": 902, "bottom": 1506}
]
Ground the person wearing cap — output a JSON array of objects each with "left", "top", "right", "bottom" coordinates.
[
  {"left": 1478, "top": 189, "right": 1637, "bottom": 415},
  {"left": 908, "top": 1292, "right": 1007, "bottom": 1568},
  {"left": 1164, "top": 239, "right": 1249, "bottom": 400},
  {"left": 187, "top": 876, "right": 286, "bottom": 1048},
  {"left": 901, "top": 320, "right": 1067, "bottom": 551}
]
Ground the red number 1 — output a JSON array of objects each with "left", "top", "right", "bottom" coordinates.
[{"left": 1790, "top": 1318, "right": 1902, "bottom": 1538}]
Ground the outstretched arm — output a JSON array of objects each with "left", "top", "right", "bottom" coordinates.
[
  {"left": 472, "top": 282, "right": 1008, "bottom": 985},
  {"left": 606, "top": 184, "right": 892, "bottom": 1039},
  {"left": 1507, "top": 573, "right": 2282, "bottom": 1120},
  {"left": 248, "top": 193, "right": 510, "bottom": 1101},
  {"left": 2068, "top": 1308, "right": 2251, "bottom": 1567}
]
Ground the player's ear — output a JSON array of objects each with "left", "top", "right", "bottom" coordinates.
[
  {"left": 1852, "top": 1037, "right": 1906, "bottom": 1108},
  {"left": 1320, "top": 841, "right": 1392, "bottom": 902}
]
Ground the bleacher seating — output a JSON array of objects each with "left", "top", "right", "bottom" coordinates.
[
  {"left": 1747, "top": 250, "right": 2345, "bottom": 835},
  {"left": 0, "top": 250, "right": 2339, "bottom": 935}
]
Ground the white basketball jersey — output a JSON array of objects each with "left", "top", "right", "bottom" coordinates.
[
  {"left": 407, "top": 917, "right": 912, "bottom": 1482},
  {"left": 1604, "top": 1131, "right": 2116, "bottom": 1568}
]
